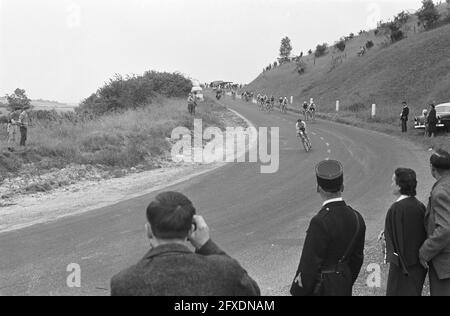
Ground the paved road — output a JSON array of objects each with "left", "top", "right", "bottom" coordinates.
[{"left": 0, "top": 96, "right": 433, "bottom": 295}]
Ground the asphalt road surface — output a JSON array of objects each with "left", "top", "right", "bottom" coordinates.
[{"left": 0, "top": 96, "right": 433, "bottom": 296}]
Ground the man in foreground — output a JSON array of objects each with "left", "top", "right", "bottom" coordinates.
[
  {"left": 291, "top": 160, "right": 366, "bottom": 296},
  {"left": 419, "top": 149, "right": 450, "bottom": 296},
  {"left": 110, "top": 191, "right": 260, "bottom": 296}
]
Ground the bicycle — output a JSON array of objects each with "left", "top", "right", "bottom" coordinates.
[
  {"left": 310, "top": 108, "right": 316, "bottom": 121},
  {"left": 297, "top": 130, "right": 312, "bottom": 152},
  {"left": 258, "top": 101, "right": 265, "bottom": 111}
]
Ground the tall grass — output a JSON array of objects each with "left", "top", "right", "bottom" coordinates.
[{"left": 0, "top": 97, "right": 225, "bottom": 177}]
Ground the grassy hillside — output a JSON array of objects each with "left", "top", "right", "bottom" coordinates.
[
  {"left": 246, "top": 8, "right": 450, "bottom": 123},
  {"left": 0, "top": 97, "right": 224, "bottom": 180}
]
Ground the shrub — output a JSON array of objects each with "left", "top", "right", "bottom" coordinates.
[
  {"left": 5, "top": 88, "right": 31, "bottom": 111},
  {"left": 417, "top": 0, "right": 440, "bottom": 30},
  {"left": 78, "top": 71, "right": 192, "bottom": 116},
  {"left": 315, "top": 43, "right": 328, "bottom": 57},
  {"left": 366, "top": 40, "right": 374, "bottom": 49},
  {"left": 394, "top": 11, "right": 410, "bottom": 26},
  {"left": 390, "top": 29, "right": 405, "bottom": 42},
  {"left": 347, "top": 103, "right": 368, "bottom": 113},
  {"left": 334, "top": 40, "right": 346, "bottom": 52},
  {"left": 296, "top": 60, "right": 307, "bottom": 75}
]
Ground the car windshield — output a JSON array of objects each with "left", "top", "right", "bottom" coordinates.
[{"left": 437, "top": 105, "right": 450, "bottom": 113}]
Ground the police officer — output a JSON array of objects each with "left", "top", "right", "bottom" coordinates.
[
  {"left": 291, "top": 160, "right": 366, "bottom": 296},
  {"left": 400, "top": 101, "right": 410, "bottom": 133}
]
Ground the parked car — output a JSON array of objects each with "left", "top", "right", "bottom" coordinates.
[{"left": 414, "top": 103, "right": 450, "bottom": 131}]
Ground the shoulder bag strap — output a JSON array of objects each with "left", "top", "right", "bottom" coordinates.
[{"left": 338, "top": 210, "right": 361, "bottom": 264}]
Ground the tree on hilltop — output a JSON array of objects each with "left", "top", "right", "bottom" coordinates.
[
  {"left": 417, "top": 0, "right": 440, "bottom": 29},
  {"left": 6, "top": 88, "right": 32, "bottom": 111},
  {"left": 279, "top": 37, "right": 293, "bottom": 59}
]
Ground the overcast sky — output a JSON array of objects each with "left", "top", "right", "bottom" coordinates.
[{"left": 0, "top": 0, "right": 423, "bottom": 104}]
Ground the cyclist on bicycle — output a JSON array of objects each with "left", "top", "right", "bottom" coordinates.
[
  {"left": 296, "top": 119, "right": 311, "bottom": 145},
  {"left": 302, "top": 101, "right": 309, "bottom": 120},
  {"left": 309, "top": 101, "right": 316, "bottom": 121}
]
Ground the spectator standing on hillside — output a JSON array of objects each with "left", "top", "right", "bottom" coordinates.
[
  {"left": 382, "top": 168, "right": 427, "bottom": 296},
  {"left": 17, "top": 108, "right": 30, "bottom": 147},
  {"left": 187, "top": 93, "right": 197, "bottom": 116},
  {"left": 427, "top": 104, "right": 437, "bottom": 138},
  {"left": 111, "top": 192, "right": 261, "bottom": 296},
  {"left": 6, "top": 111, "right": 18, "bottom": 152},
  {"left": 419, "top": 150, "right": 450, "bottom": 296},
  {"left": 290, "top": 160, "right": 366, "bottom": 296},
  {"left": 400, "top": 101, "right": 409, "bottom": 133}
]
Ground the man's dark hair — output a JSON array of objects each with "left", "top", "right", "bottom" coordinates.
[
  {"left": 394, "top": 168, "right": 417, "bottom": 197},
  {"left": 146, "top": 192, "right": 196, "bottom": 239}
]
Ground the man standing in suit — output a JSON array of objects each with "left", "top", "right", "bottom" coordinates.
[
  {"left": 427, "top": 103, "right": 438, "bottom": 138},
  {"left": 290, "top": 160, "right": 366, "bottom": 296},
  {"left": 111, "top": 191, "right": 260, "bottom": 296},
  {"left": 420, "top": 150, "right": 450, "bottom": 296},
  {"left": 400, "top": 101, "right": 410, "bottom": 133},
  {"left": 383, "top": 168, "right": 427, "bottom": 296}
]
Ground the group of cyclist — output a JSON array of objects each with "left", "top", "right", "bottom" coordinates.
[
  {"left": 233, "top": 90, "right": 315, "bottom": 152},
  {"left": 301, "top": 100, "right": 317, "bottom": 122},
  {"left": 255, "top": 94, "right": 290, "bottom": 113}
]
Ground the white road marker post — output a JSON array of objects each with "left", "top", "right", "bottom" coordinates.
[
  {"left": 371, "top": 104, "right": 376, "bottom": 118},
  {"left": 336, "top": 100, "right": 340, "bottom": 112},
  {"left": 290, "top": 96, "right": 294, "bottom": 105}
]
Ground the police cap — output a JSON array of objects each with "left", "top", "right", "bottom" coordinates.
[{"left": 315, "top": 160, "right": 344, "bottom": 192}]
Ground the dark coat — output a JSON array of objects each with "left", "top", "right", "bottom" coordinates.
[
  {"left": 385, "top": 197, "right": 427, "bottom": 269},
  {"left": 420, "top": 174, "right": 450, "bottom": 280},
  {"left": 401, "top": 106, "right": 410, "bottom": 121},
  {"left": 111, "top": 240, "right": 260, "bottom": 296},
  {"left": 290, "top": 201, "right": 366, "bottom": 296},
  {"left": 384, "top": 197, "right": 427, "bottom": 296},
  {"left": 427, "top": 108, "right": 438, "bottom": 125}
]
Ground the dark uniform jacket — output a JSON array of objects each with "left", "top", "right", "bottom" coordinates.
[
  {"left": 427, "top": 108, "right": 438, "bottom": 125},
  {"left": 111, "top": 240, "right": 260, "bottom": 296},
  {"left": 291, "top": 200, "right": 366, "bottom": 296},
  {"left": 401, "top": 106, "right": 410, "bottom": 121}
]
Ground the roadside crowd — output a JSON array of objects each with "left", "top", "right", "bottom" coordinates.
[
  {"left": 400, "top": 101, "right": 439, "bottom": 137},
  {"left": 110, "top": 150, "right": 450, "bottom": 296}
]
